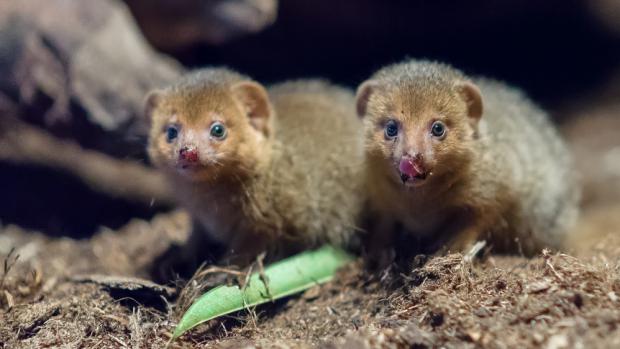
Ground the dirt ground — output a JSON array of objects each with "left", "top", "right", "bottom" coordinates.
[
  {"left": 1, "top": 203, "right": 620, "bottom": 349},
  {"left": 2, "top": 106, "right": 620, "bottom": 348}
]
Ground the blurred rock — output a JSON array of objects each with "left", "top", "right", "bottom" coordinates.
[
  {"left": 561, "top": 70, "right": 620, "bottom": 209},
  {"left": 588, "top": 0, "right": 620, "bottom": 37},
  {"left": 0, "top": 0, "right": 182, "bottom": 156},
  {"left": 125, "top": 0, "right": 278, "bottom": 50}
]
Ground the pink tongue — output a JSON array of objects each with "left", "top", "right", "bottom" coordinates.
[{"left": 399, "top": 159, "right": 420, "bottom": 177}]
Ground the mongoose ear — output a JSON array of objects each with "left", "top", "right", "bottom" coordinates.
[
  {"left": 143, "top": 90, "right": 164, "bottom": 126},
  {"left": 231, "top": 81, "right": 273, "bottom": 136},
  {"left": 356, "top": 80, "right": 380, "bottom": 118},
  {"left": 456, "top": 81, "right": 483, "bottom": 122}
]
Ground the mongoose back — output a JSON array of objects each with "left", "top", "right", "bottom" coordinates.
[
  {"left": 146, "top": 68, "right": 364, "bottom": 263},
  {"left": 356, "top": 60, "right": 579, "bottom": 255}
]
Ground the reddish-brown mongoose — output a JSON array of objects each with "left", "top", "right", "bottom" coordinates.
[
  {"left": 146, "top": 68, "right": 364, "bottom": 265},
  {"left": 356, "top": 60, "right": 580, "bottom": 255}
]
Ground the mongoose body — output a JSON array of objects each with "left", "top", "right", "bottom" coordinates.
[
  {"left": 147, "top": 69, "right": 364, "bottom": 262},
  {"left": 356, "top": 60, "right": 579, "bottom": 255}
]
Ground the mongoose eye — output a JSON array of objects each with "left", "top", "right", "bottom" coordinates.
[
  {"left": 210, "top": 122, "right": 227, "bottom": 139},
  {"left": 384, "top": 120, "right": 399, "bottom": 139},
  {"left": 431, "top": 121, "right": 446, "bottom": 139},
  {"left": 166, "top": 126, "right": 178, "bottom": 143}
]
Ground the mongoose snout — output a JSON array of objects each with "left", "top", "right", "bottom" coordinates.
[
  {"left": 399, "top": 153, "right": 427, "bottom": 184},
  {"left": 178, "top": 146, "right": 199, "bottom": 164}
]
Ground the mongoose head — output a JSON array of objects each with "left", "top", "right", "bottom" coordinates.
[
  {"left": 356, "top": 61, "right": 482, "bottom": 188},
  {"left": 145, "top": 69, "right": 274, "bottom": 182}
]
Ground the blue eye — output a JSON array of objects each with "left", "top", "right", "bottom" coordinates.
[
  {"left": 431, "top": 121, "right": 446, "bottom": 138},
  {"left": 210, "top": 122, "right": 227, "bottom": 139},
  {"left": 166, "top": 126, "right": 178, "bottom": 142},
  {"left": 384, "top": 120, "right": 399, "bottom": 139}
]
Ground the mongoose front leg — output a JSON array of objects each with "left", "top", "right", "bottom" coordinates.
[
  {"left": 438, "top": 213, "right": 487, "bottom": 255},
  {"left": 151, "top": 220, "right": 224, "bottom": 282},
  {"left": 363, "top": 215, "right": 399, "bottom": 269},
  {"left": 444, "top": 226, "right": 482, "bottom": 254}
]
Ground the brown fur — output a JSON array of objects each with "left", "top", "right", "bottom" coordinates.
[
  {"left": 357, "top": 60, "right": 580, "bottom": 256},
  {"left": 147, "top": 68, "right": 365, "bottom": 263}
]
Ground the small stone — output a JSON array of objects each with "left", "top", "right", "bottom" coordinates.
[
  {"left": 545, "top": 334, "right": 568, "bottom": 349},
  {"left": 527, "top": 280, "right": 550, "bottom": 293}
]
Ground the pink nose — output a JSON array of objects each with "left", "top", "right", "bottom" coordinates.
[
  {"left": 179, "top": 146, "right": 199, "bottom": 163},
  {"left": 399, "top": 155, "right": 425, "bottom": 178}
]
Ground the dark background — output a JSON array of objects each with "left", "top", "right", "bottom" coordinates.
[{"left": 160, "top": 0, "right": 620, "bottom": 107}]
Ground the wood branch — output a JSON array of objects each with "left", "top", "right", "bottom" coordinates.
[{"left": 0, "top": 116, "right": 174, "bottom": 206}]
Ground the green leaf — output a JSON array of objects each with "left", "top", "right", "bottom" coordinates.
[{"left": 170, "top": 245, "right": 355, "bottom": 341}]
